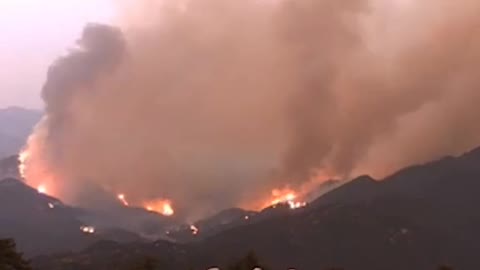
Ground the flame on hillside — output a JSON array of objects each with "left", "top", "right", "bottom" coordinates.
[
  {"left": 251, "top": 172, "right": 334, "bottom": 211},
  {"left": 37, "top": 184, "right": 47, "bottom": 194},
  {"left": 144, "top": 199, "right": 175, "bottom": 216},
  {"left": 117, "top": 194, "right": 129, "bottom": 206},
  {"left": 18, "top": 149, "right": 56, "bottom": 197},
  {"left": 266, "top": 188, "right": 307, "bottom": 210},
  {"left": 18, "top": 150, "right": 29, "bottom": 179},
  {"left": 17, "top": 130, "right": 60, "bottom": 198}
]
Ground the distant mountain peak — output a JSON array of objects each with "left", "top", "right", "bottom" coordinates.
[
  {"left": 351, "top": 174, "right": 377, "bottom": 184},
  {"left": 0, "top": 177, "right": 26, "bottom": 187}
]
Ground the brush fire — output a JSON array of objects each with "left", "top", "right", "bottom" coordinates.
[
  {"left": 80, "top": 226, "right": 96, "bottom": 234},
  {"left": 264, "top": 188, "right": 307, "bottom": 210},
  {"left": 37, "top": 184, "right": 47, "bottom": 194},
  {"left": 14, "top": 0, "right": 480, "bottom": 226},
  {"left": 144, "top": 199, "right": 175, "bottom": 216},
  {"left": 117, "top": 194, "right": 129, "bottom": 206},
  {"left": 19, "top": 140, "right": 309, "bottom": 216}
]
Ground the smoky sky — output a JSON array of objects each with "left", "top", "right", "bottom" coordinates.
[{"left": 24, "top": 0, "right": 480, "bottom": 219}]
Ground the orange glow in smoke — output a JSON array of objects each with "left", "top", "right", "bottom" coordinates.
[
  {"left": 144, "top": 199, "right": 175, "bottom": 216},
  {"left": 117, "top": 194, "right": 129, "bottom": 206},
  {"left": 18, "top": 137, "right": 60, "bottom": 198},
  {"left": 37, "top": 184, "right": 47, "bottom": 194},
  {"left": 244, "top": 171, "right": 335, "bottom": 211},
  {"left": 265, "top": 188, "right": 307, "bottom": 210}
]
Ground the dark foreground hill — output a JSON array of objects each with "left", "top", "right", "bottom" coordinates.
[
  {"left": 0, "top": 178, "right": 98, "bottom": 255},
  {"left": 0, "top": 177, "right": 179, "bottom": 256},
  {"left": 29, "top": 146, "right": 480, "bottom": 270}
]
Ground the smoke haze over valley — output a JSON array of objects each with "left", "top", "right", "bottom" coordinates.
[
  {"left": 14, "top": 0, "right": 480, "bottom": 220},
  {"left": 2, "top": 1, "right": 480, "bottom": 269}
]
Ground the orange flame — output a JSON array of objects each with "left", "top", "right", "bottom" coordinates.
[
  {"left": 37, "top": 184, "right": 47, "bottom": 194},
  {"left": 144, "top": 199, "right": 175, "bottom": 216},
  {"left": 17, "top": 134, "right": 60, "bottom": 198},
  {"left": 265, "top": 188, "right": 307, "bottom": 210},
  {"left": 117, "top": 194, "right": 129, "bottom": 206},
  {"left": 245, "top": 170, "right": 335, "bottom": 211}
]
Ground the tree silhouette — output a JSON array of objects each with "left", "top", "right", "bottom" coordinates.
[
  {"left": 129, "top": 256, "right": 159, "bottom": 270},
  {"left": 227, "top": 251, "right": 269, "bottom": 270},
  {"left": 0, "top": 239, "right": 31, "bottom": 270}
]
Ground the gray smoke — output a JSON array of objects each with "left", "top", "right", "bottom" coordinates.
[{"left": 24, "top": 0, "right": 480, "bottom": 219}]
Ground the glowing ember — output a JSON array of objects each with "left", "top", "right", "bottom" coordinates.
[
  {"left": 190, "top": 225, "right": 199, "bottom": 235},
  {"left": 117, "top": 194, "right": 129, "bottom": 206},
  {"left": 37, "top": 185, "right": 47, "bottom": 194},
  {"left": 80, "top": 226, "right": 95, "bottom": 234},
  {"left": 144, "top": 199, "right": 175, "bottom": 216}
]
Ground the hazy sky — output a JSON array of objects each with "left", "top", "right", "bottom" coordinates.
[{"left": 0, "top": 0, "right": 116, "bottom": 109}]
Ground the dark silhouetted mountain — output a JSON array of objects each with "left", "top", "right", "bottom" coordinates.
[
  {"left": 311, "top": 175, "right": 378, "bottom": 207},
  {"left": 0, "top": 178, "right": 97, "bottom": 256},
  {"left": 78, "top": 204, "right": 180, "bottom": 240},
  {"left": 0, "top": 155, "right": 20, "bottom": 178},
  {"left": 33, "top": 240, "right": 191, "bottom": 270},
  {"left": 68, "top": 182, "right": 181, "bottom": 239},
  {"left": 169, "top": 208, "right": 258, "bottom": 242},
  {"left": 32, "top": 146, "right": 480, "bottom": 270},
  {"left": 191, "top": 147, "right": 480, "bottom": 270},
  {"left": 0, "top": 107, "right": 42, "bottom": 158},
  {"left": 304, "top": 179, "right": 343, "bottom": 202},
  {"left": 0, "top": 176, "right": 187, "bottom": 257},
  {"left": 0, "top": 178, "right": 155, "bottom": 256}
]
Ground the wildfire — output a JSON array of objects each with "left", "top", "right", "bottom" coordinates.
[
  {"left": 37, "top": 184, "right": 47, "bottom": 194},
  {"left": 267, "top": 188, "right": 307, "bottom": 210},
  {"left": 18, "top": 150, "right": 29, "bottom": 179},
  {"left": 17, "top": 140, "right": 59, "bottom": 198},
  {"left": 80, "top": 226, "right": 95, "bottom": 234},
  {"left": 116, "top": 194, "right": 176, "bottom": 217},
  {"left": 144, "top": 199, "right": 175, "bottom": 216},
  {"left": 117, "top": 194, "right": 129, "bottom": 206},
  {"left": 190, "top": 225, "right": 199, "bottom": 235}
]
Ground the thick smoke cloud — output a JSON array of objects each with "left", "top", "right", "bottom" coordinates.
[{"left": 24, "top": 0, "right": 480, "bottom": 219}]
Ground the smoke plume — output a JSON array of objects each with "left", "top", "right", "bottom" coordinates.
[{"left": 22, "top": 0, "right": 480, "bottom": 219}]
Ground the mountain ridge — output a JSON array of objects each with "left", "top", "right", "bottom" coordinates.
[{"left": 2, "top": 145, "right": 480, "bottom": 269}]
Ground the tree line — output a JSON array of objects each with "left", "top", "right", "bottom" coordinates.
[{"left": 0, "top": 238, "right": 456, "bottom": 270}]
